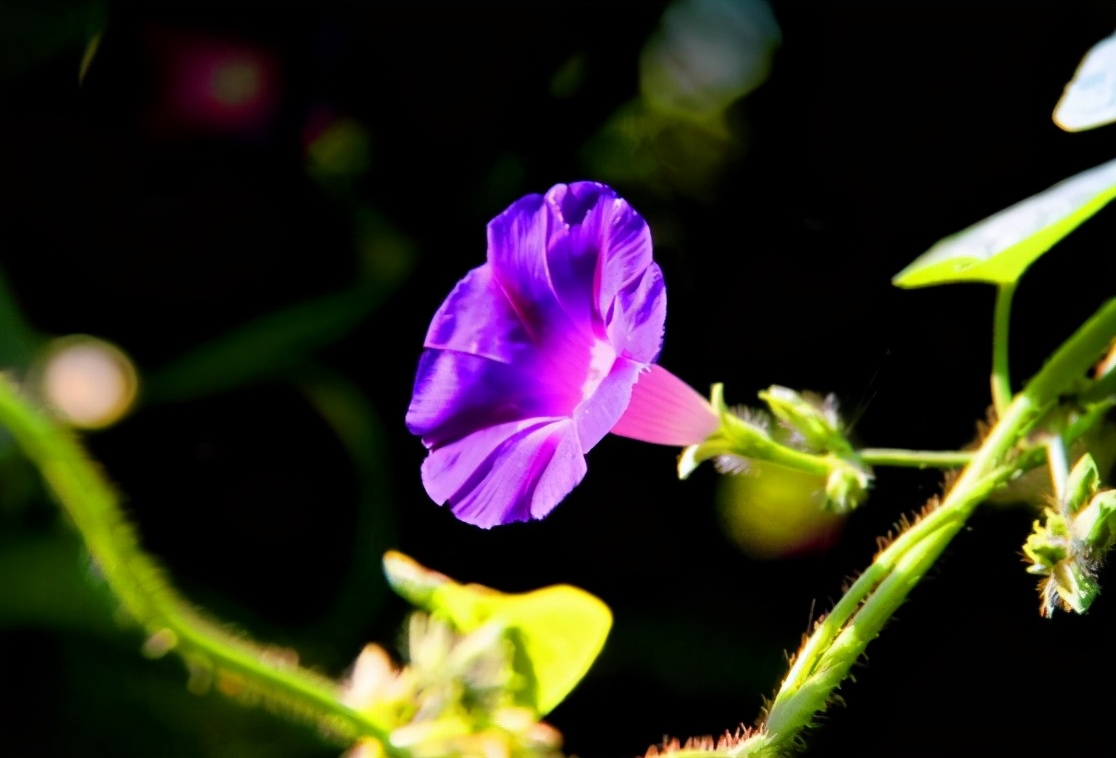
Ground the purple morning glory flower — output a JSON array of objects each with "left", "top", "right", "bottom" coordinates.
[{"left": 406, "top": 182, "right": 718, "bottom": 528}]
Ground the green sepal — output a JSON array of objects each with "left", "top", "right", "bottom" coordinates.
[
  {"left": 758, "top": 386, "right": 852, "bottom": 455},
  {"left": 1061, "top": 453, "right": 1116, "bottom": 554},
  {"left": 1024, "top": 508, "right": 1100, "bottom": 616},
  {"left": 892, "top": 159, "right": 1116, "bottom": 288},
  {"left": 1024, "top": 454, "right": 1116, "bottom": 616},
  {"left": 679, "top": 384, "right": 871, "bottom": 512},
  {"left": 1050, "top": 560, "right": 1100, "bottom": 615},
  {"left": 824, "top": 464, "right": 871, "bottom": 515},
  {"left": 678, "top": 384, "right": 767, "bottom": 479},
  {"left": 382, "top": 551, "right": 611, "bottom": 717},
  {"left": 1074, "top": 489, "right": 1116, "bottom": 555},
  {"left": 1063, "top": 454, "right": 1100, "bottom": 514},
  {"left": 1023, "top": 513, "right": 1069, "bottom": 572}
]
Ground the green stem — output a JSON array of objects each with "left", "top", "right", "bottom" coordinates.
[
  {"left": 743, "top": 297, "right": 1116, "bottom": 755},
  {"left": 756, "top": 467, "right": 1009, "bottom": 749},
  {"left": 858, "top": 448, "right": 973, "bottom": 468},
  {"left": 991, "top": 281, "right": 1018, "bottom": 417},
  {"left": 0, "top": 374, "right": 398, "bottom": 754},
  {"left": 1045, "top": 435, "right": 1069, "bottom": 504}
]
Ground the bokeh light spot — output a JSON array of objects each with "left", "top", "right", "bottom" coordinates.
[
  {"left": 640, "top": 0, "right": 781, "bottom": 119},
  {"left": 210, "top": 58, "right": 261, "bottom": 107},
  {"left": 37, "top": 336, "right": 138, "bottom": 430},
  {"left": 305, "top": 115, "right": 372, "bottom": 181},
  {"left": 716, "top": 462, "right": 845, "bottom": 559}
]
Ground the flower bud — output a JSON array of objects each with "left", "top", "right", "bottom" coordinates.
[
  {"left": 758, "top": 386, "right": 852, "bottom": 455},
  {"left": 1024, "top": 453, "right": 1116, "bottom": 616}
]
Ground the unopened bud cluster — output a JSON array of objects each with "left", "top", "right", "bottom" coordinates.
[
  {"left": 343, "top": 613, "right": 562, "bottom": 758},
  {"left": 1024, "top": 454, "right": 1116, "bottom": 616},
  {"left": 680, "top": 384, "right": 871, "bottom": 513}
]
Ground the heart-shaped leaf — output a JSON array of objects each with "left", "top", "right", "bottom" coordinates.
[
  {"left": 1054, "top": 32, "right": 1116, "bottom": 132},
  {"left": 382, "top": 551, "right": 611, "bottom": 716},
  {"left": 893, "top": 158, "right": 1116, "bottom": 288}
]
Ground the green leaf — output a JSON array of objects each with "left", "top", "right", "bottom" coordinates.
[
  {"left": 0, "top": 265, "right": 43, "bottom": 370},
  {"left": 1075, "top": 489, "right": 1116, "bottom": 554},
  {"left": 383, "top": 551, "right": 612, "bottom": 716},
  {"left": 294, "top": 367, "right": 396, "bottom": 640},
  {"left": 1063, "top": 453, "right": 1099, "bottom": 514},
  {"left": 893, "top": 158, "right": 1116, "bottom": 287},
  {"left": 758, "top": 386, "right": 850, "bottom": 454},
  {"left": 1054, "top": 32, "right": 1116, "bottom": 132}
]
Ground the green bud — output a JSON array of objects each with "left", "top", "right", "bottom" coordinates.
[
  {"left": 680, "top": 384, "right": 873, "bottom": 516},
  {"left": 677, "top": 385, "right": 770, "bottom": 480},
  {"left": 759, "top": 386, "right": 852, "bottom": 455},
  {"left": 1072, "top": 489, "right": 1116, "bottom": 555},
  {"left": 1025, "top": 476, "right": 1116, "bottom": 617},
  {"left": 824, "top": 462, "right": 871, "bottom": 514},
  {"left": 1049, "top": 560, "right": 1100, "bottom": 615},
  {"left": 1063, "top": 453, "right": 1100, "bottom": 514}
]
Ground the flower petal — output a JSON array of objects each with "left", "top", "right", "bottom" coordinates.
[
  {"left": 553, "top": 184, "right": 666, "bottom": 363},
  {"left": 605, "top": 264, "right": 665, "bottom": 364},
  {"left": 420, "top": 418, "right": 587, "bottom": 528},
  {"left": 406, "top": 348, "right": 580, "bottom": 447},
  {"left": 486, "top": 192, "right": 577, "bottom": 341},
  {"left": 543, "top": 183, "right": 612, "bottom": 334},
  {"left": 588, "top": 195, "right": 658, "bottom": 331},
  {"left": 421, "top": 264, "right": 534, "bottom": 365},
  {"left": 573, "top": 355, "right": 646, "bottom": 450}
]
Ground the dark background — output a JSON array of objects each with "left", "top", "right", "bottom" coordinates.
[{"left": 1, "top": 1, "right": 1114, "bottom": 756}]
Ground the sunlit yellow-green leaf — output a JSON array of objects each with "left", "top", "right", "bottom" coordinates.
[
  {"left": 893, "top": 158, "right": 1116, "bottom": 288},
  {"left": 383, "top": 551, "right": 611, "bottom": 716}
]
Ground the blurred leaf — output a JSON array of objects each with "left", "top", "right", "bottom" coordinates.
[
  {"left": 0, "top": 0, "right": 105, "bottom": 80},
  {"left": 0, "top": 266, "right": 43, "bottom": 371},
  {"left": 640, "top": 0, "right": 780, "bottom": 119},
  {"left": 78, "top": 28, "right": 102, "bottom": 84},
  {"left": 383, "top": 551, "right": 612, "bottom": 716},
  {"left": 306, "top": 118, "right": 372, "bottom": 184},
  {"left": 583, "top": 99, "right": 740, "bottom": 201},
  {"left": 1054, "top": 32, "right": 1116, "bottom": 132},
  {"left": 143, "top": 283, "right": 387, "bottom": 404},
  {"left": 49, "top": 634, "right": 333, "bottom": 758},
  {"left": 0, "top": 442, "right": 41, "bottom": 518},
  {"left": 476, "top": 153, "right": 527, "bottom": 214},
  {"left": 353, "top": 207, "right": 416, "bottom": 285},
  {"left": 0, "top": 531, "right": 113, "bottom": 633},
  {"left": 893, "top": 159, "right": 1116, "bottom": 288},
  {"left": 550, "top": 53, "right": 586, "bottom": 99},
  {"left": 296, "top": 367, "right": 395, "bottom": 639}
]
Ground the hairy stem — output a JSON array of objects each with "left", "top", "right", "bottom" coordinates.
[
  {"left": 0, "top": 374, "right": 397, "bottom": 753},
  {"left": 857, "top": 448, "right": 973, "bottom": 468},
  {"left": 736, "top": 297, "right": 1116, "bottom": 756}
]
